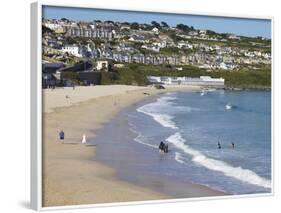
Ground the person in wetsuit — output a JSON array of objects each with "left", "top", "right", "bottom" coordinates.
[
  {"left": 164, "top": 144, "right": 169, "bottom": 153},
  {"left": 159, "top": 141, "right": 165, "bottom": 153},
  {"left": 218, "top": 141, "right": 222, "bottom": 149}
]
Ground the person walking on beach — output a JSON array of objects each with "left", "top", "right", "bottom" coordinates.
[
  {"left": 231, "top": 142, "right": 235, "bottom": 149},
  {"left": 82, "top": 134, "right": 87, "bottom": 144},
  {"left": 59, "top": 130, "right": 64, "bottom": 143}
]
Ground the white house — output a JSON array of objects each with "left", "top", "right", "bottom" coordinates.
[
  {"left": 141, "top": 44, "right": 160, "bottom": 52},
  {"left": 44, "top": 22, "right": 64, "bottom": 33},
  {"left": 177, "top": 41, "right": 186, "bottom": 49},
  {"left": 199, "top": 76, "right": 225, "bottom": 85},
  {"left": 228, "top": 34, "right": 241, "bottom": 40},
  {"left": 44, "top": 22, "right": 60, "bottom": 30},
  {"left": 188, "top": 31, "right": 199, "bottom": 36},
  {"left": 219, "top": 62, "right": 228, "bottom": 70},
  {"left": 62, "top": 45, "right": 82, "bottom": 57},
  {"left": 152, "top": 27, "right": 159, "bottom": 34},
  {"left": 156, "top": 41, "right": 167, "bottom": 48},
  {"left": 199, "top": 29, "right": 207, "bottom": 35},
  {"left": 244, "top": 51, "right": 255, "bottom": 58},
  {"left": 96, "top": 60, "right": 108, "bottom": 71},
  {"left": 219, "top": 62, "right": 237, "bottom": 70},
  {"left": 114, "top": 64, "right": 125, "bottom": 68},
  {"left": 128, "top": 35, "right": 145, "bottom": 43},
  {"left": 146, "top": 76, "right": 161, "bottom": 84},
  {"left": 262, "top": 52, "right": 271, "bottom": 59},
  {"left": 177, "top": 41, "right": 193, "bottom": 49}
]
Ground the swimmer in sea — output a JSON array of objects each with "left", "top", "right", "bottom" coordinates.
[{"left": 218, "top": 141, "right": 222, "bottom": 149}]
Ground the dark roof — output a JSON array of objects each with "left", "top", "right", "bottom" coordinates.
[
  {"left": 78, "top": 71, "right": 101, "bottom": 84},
  {"left": 59, "top": 61, "right": 93, "bottom": 72},
  {"left": 43, "top": 62, "right": 65, "bottom": 69},
  {"left": 42, "top": 63, "right": 65, "bottom": 74}
]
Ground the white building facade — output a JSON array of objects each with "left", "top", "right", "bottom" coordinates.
[
  {"left": 147, "top": 75, "right": 225, "bottom": 86},
  {"left": 61, "top": 45, "right": 82, "bottom": 57}
]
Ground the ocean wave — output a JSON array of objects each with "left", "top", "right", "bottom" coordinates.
[
  {"left": 166, "top": 132, "right": 271, "bottom": 189},
  {"left": 137, "top": 108, "right": 178, "bottom": 129},
  {"left": 137, "top": 94, "right": 200, "bottom": 130}
]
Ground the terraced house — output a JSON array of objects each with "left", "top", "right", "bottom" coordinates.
[{"left": 65, "top": 26, "right": 114, "bottom": 40}]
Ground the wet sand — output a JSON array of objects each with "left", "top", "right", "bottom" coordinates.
[{"left": 42, "top": 85, "right": 224, "bottom": 207}]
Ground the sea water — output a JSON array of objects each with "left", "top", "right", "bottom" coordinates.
[{"left": 129, "top": 90, "right": 271, "bottom": 194}]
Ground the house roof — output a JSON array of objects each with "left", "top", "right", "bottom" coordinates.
[{"left": 43, "top": 62, "right": 64, "bottom": 68}]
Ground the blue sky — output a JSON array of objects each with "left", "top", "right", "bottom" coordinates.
[{"left": 43, "top": 6, "right": 271, "bottom": 38}]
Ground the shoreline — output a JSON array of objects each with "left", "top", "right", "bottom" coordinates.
[
  {"left": 93, "top": 98, "right": 228, "bottom": 198},
  {"left": 43, "top": 85, "right": 224, "bottom": 207},
  {"left": 224, "top": 86, "right": 271, "bottom": 91}
]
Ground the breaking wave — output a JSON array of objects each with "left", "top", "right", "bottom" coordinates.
[
  {"left": 137, "top": 95, "right": 200, "bottom": 130},
  {"left": 136, "top": 109, "right": 178, "bottom": 129},
  {"left": 166, "top": 132, "right": 271, "bottom": 189}
]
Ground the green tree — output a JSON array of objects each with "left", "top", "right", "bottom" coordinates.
[
  {"left": 176, "top": 24, "right": 191, "bottom": 32},
  {"left": 105, "top": 20, "right": 114, "bottom": 24},
  {"left": 61, "top": 18, "right": 69, "bottom": 22},
  {"left": 61, "top": 72, "right": 79, "bottom": 84},
  {"left": 130, "top": 22, "right": 140, "bottom": 30},
  {"left": 161, "top": 21, "right": 169, "bottom": 28},
  {"left": 151, "top": 21, "right": 161, "bottom": 28},
  {"left": 141, "top": 23, "right": 153, "bottom": 31},
  {"left": 42, "top": 25, "right": 54, "bottom": 34},
  {"left": 206, "top": 30, "right": 217, "bottom": 36}
]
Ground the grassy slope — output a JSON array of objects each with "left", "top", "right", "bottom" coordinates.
[{"left": 101, "top": 64, "right": 271, "bottom": 89}]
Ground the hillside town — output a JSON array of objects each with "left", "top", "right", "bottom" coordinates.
[{"left": 42, "top": 18, "right": 271, "bottom": 88}]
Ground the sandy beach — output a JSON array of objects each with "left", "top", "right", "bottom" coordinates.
[{"left": 42, "top": 85, "right": 224, "bottom": 207}]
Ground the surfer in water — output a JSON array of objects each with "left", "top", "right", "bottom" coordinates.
[{"left": 218, "top": 141, "right": 222, "bottom": 149}]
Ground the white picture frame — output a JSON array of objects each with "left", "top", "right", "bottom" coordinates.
[{"left": 31, "top": 1, "right": 274, "bottom": 210}]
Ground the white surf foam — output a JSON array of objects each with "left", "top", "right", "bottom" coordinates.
[
  {"left": 166, "top": 132, "right": 271, "bottom": 189},
  {"left": 175, "top": 152, "right": 185, "bottom": 164},
  {"left": 130, "top": 127, "right": 158, "bottom": 149},
  {"left": 137, "top": 108, "right": 178, "bottom": 129},
  {"left": 137, "top": 95, "right": 200, "bottom": 130},
  {"left": 134, "top": 134, "right": 158, "bottom": 149}
]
